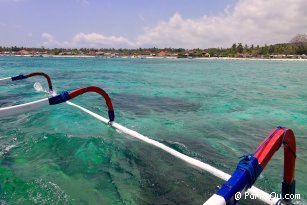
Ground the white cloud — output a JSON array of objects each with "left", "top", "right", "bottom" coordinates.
[
  {"left": 40, "top": 0, "right": 307, "bottom": 48},
  {"left": 41, "top": 33, "right": 61, "bottom": 47},
  {"left": 41, "top": 32, "right": 135, "bottom": 48},
  {"left": 68, "top": 32, "right": 134, "bottom": 47},
  {"left": 136, "top": 0, "right": 307, "bottom": 48}
]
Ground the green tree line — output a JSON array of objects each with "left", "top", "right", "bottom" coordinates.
[
  {"left": 206, "top": 42, "right": 307, "bottom": 57},
  {"left": 0, "top": 42, "right": 306, "bottom": 57}
]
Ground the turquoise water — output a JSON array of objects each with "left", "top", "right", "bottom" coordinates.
[{"left": 0, "top": 56, "right": 306, "bottom": 205}]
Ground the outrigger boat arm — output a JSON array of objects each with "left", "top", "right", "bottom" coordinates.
[
  {"left": 0, "top": 72, "right": 53, "bottom": 92},
  {"left": 0, "top": 86, "right": 115, "bottom": 122},
  {"left": 0, "top": 72, "right": 297, "bottom": 205},
  {"left": 204, "top": 127, "right": 296, "bottom": 205},
  {"left": 0, "top": 98, "right": 50, "bottom": 117}
]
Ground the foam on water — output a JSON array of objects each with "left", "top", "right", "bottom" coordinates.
[
  {"left": 33, "top": 82, "right": 44, "bottom": 92},
  {"left": 4, "top": 144, "right": 16, "bottom": 153}
]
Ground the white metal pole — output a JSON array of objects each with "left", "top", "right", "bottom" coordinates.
[
  {"left": 65, "top": 101, "right": 282, "bottom": 205},
  {"left": 0, "top": 98, "right": 49, "bottom": 117},
  {"left": 0, "top": 77, "right": 12, "bottom": 85}
]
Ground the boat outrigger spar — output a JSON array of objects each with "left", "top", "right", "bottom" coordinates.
[
  {"left": 0, "top": 86, "right": 114, "bottom": 121},
  {"left": 0, "top": 72, "right": 297, "bottom": 205},
  {"left": 0, "top": 72, "right": 114, "bottom": 121},
  {"left": 204, "top": 127, "right": 296, "bottom": 205},
  {"left": 0, "top": 72, "right": 54, "bottom": 92}
]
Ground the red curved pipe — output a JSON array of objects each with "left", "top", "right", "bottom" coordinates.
[
  {"left": 25, "top": 72, "right": 53, "bottom": 91},
  {"left": 254, "top": 127, "right": 296, "bottom": 185},
  {"left": 68, "top": 86, "right": 114, "bottom": 121}
]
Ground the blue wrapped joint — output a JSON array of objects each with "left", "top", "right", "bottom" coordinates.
[
  {"left": 282, "top": 180, "right": 295, "bottom": 202},
  {"left": 216, "top": 155, "right": 263, "bottom": 204},
  {"left": 48, "top": 91, "right": 71, "bottom": 105},
  {"left": 11, "top": 74, "right": 26, "bottom": 81},
  {"left": 108, "top": 110, "right": 115, "bottom": 122}
]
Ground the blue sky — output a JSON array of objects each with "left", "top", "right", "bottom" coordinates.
[{"left": 0, "top": 0, "right": 306, "bottom": 48}]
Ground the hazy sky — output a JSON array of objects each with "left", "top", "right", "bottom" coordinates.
[{"left": 0, "top": 0, "right": 307, "bottom": 48}]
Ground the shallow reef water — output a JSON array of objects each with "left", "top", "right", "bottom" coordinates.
[{"left": 0, "top": 56, "right": 306, "bottom": 204}]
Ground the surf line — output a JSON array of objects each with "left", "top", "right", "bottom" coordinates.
[{"left": 65, "top": 101, "right": 281, "bottom": 205}]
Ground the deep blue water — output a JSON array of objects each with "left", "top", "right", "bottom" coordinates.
[{"left": 0, "top": 56, "right": 306, "bottom": 204}]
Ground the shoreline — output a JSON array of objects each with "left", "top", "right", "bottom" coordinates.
[
  {"left": 194, "top": 57, "right": 307, "bottom": 61},
  {"left": 0, "top": 54, "right": 306, "bottom": 61}
]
